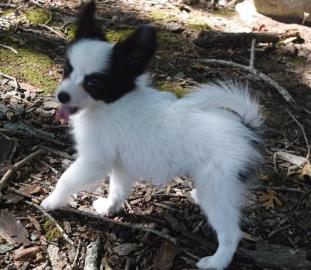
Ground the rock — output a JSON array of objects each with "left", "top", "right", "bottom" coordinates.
[
  {"left": 0, "top": 243, "right": 15, "bottom": 254},
  {"left": 113, "top": 243, "right": 138, "bottom": 256},
  {"left": 165, "top": 22, "right": 184, "bottom": 33},
  {"left": 254, "top": 0, "right": 311, "bottom": 25},
  {"left": 43, "top": 99, "right": 59, "bottom": 110}
]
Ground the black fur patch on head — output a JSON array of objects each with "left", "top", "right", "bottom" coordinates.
[
  {"left": 83, "top": 25, "right": 157, "bottom": 103},
  {"left": 75, "top": 0, "right": 105, "bottom": 41}
]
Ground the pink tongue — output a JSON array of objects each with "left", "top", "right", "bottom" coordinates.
[{"left": 58, "top": 105, "right": 71, "bottom": 121}]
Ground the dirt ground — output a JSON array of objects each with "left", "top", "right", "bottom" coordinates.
[{"left": 0, "top": 1, "right": 311, "bottom": 269}]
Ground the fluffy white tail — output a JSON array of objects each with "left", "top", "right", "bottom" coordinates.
[{"left": 184, "top": 81, "right": 263, "bottom": 129}]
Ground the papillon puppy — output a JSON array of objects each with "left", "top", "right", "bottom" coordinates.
[{"left": 41, "top": 1, "right": 263, "bottom": 269}]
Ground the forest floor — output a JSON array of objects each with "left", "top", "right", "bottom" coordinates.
[{"left": 0, "top": 1, "right": 311, "bottom": 269}]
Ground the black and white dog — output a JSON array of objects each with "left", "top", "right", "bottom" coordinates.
[{"left": 41, "top": 1, "right": 263, "bottom": 269}]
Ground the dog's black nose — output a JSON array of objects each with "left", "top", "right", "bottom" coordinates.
[{"left": 58, "top": 92, "right": 71, "bottom": 103}]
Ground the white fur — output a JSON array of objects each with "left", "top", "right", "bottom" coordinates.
[{"left": 42, "top": 39, "right": 262, "bottom": 270}]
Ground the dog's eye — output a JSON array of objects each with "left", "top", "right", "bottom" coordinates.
[{"left": 84, "top": 77, "right": 100, "bottom": 89}]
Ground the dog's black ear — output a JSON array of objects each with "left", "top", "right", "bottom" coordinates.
[
  {"left": 75, "top": 0, "right": 105, "bottom": 40},
  {"left": 112, "top": 25, "right": 157, "bottom": 77}
]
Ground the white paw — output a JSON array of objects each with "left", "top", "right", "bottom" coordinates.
[
  {"left": 92, "top": 197, "right": 119, "bottom": 216},
  {"left": 196, "top": 256, "right": 227, "bottom": 270},
  {"left": 190, "top": 189, "right": 199, "bottom": 204},
  {"left": 41, "top": 193, "right": 67, "bottom": 210}
]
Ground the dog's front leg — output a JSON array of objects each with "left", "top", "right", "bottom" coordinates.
[
  {"left": 93, "top": 165, "right": 132, "bottom": 216},
  {"left": 41, "top": 157, "right": 108, "bottom": 210}
]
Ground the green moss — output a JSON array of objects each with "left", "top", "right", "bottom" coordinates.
[
  {"left": 150, "top": 8, "right": 176, "bottom": 22},
  {"left": 210, "top": 9, "right": 235, "bottom": 17},
  {"left": 0, "top": 35, "right": 57, "bottom": 93},
  {"left": 25, "top": 8, "right": 52, "bottom": 24},
  {"left": 188, "top": 23, "right": 212, "bottom": 31},
  {"left": 43, "top": 220, "right": 61, "bottom": 241},
  {"left": 64, "top": 23, "right": 76, "bottom": 39},
  {"left": 0, "top": 8, "right": 15, "bottom": 17},
  {"left": 155, "top": 80, "right": 188, "bottom": 98},
  {"left": 106, "top": 28, "right": 134, "bottom": 42}
]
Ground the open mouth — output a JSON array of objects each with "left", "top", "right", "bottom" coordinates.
[{"left": 58, "top": 105, "right": 79, "bottom": 121}]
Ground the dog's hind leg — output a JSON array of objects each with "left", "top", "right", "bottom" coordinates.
[
  {"left": 194, "top": 164, "right": 244, "bottom": 270},
  {"left": 93, "top": 163, "right": 133, "bottom": 216}
]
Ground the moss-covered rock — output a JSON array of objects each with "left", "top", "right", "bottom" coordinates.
[{"left": 25, "top": 8, "right": 52, "bottom": 24}]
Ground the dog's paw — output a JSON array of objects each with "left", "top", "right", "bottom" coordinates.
[
  {"left": 41, "top": 194, "right": 66, "bottom": 211},
  {"left": 196, "top": 256, "right": 226, "bottom": 270},
  {"left": 92, "top": 197, "right": 118, "bottom": 216}
]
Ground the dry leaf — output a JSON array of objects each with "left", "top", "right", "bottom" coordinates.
[
  {"left": 19, "top": 184, "right": 42, "bottom": 196},
  {"left": 28, "top": 215, "right": 41, "bottom": 232},
  {"left": 258, "top": 188, "right": 282, "bottom": 208}
]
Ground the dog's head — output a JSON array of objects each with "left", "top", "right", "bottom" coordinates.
[{"left": 56, "top": 0, "right": 157, "bottom": 120}]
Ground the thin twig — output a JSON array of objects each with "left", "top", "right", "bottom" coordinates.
[
  {"left": 8, "top": 187, "right": 41, "bottom": 202},
  {"left": 249, "top": 39, "right": 256, "bottom": 71},
  {"left": 268, "top": 224, "right": 291, "bottom": 238},
  {"left": 7, "top": 138, "right": 18, "bottom": 165},
  {"left": 0, "top": 71, "right": 19, "bottom": 90},
  {"left": 200, "top": 59, "right": 295, "bottom": 103},
  {"left": 61, "top": 207, "right": 177, "bottom": 244},
  {"left": 0, "top": 44, "right": 18, "bottom": 54},
  {"left": 71, "top": 239, "right": 82, "bottom": 269},
  {"left": 0, "top": 149, "right": 44, "bottom": 190},
  {"left": 224, "top": 0, "right": 239, "bottom": 9},
  {"left": 25, "top": 200, "right": 74, "bottom": 245},
  {"left": 37, "top": 24, "right": 67, "bottom": 40},
  {"left": 40, "top": 145, "right": 75, "bottom": 160},
  {"left": 286, "top": 110, "right": 310, "bottom": 162}
]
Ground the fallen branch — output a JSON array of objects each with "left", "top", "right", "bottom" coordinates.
[
  {"left": 249, "top": 39, "right": 256, "bottom": 71},
  {"left": 286, "top": 110, "right": 310, "bottom": 161},
  {"left": 71, "top": 240, "right": 82, "bottom": 269},
  {"left": 37, "top": 24, "right": 67, "bottom": 40},
  {"left": 84, "top": 238, "right": 101, "bottom": 270},
  {"left": 40, "top": 145, "right": 75, "bottom": 160},
  {"left": 200, "top": 58, "right": 295, "bottom": 103},
  {"left": 25, "top": 200, "right": 74, "bottom": 245},
  {"left": 0, "top": 71, "right": 19, "bottom": 90},
  {"left": 61, "top": 207, "right": 177, "bottom": 244},
  {"left": 1, "top": 122, "right": 67, "bottom": 146},
  {"left": 0, "top": 44, "right": 18, "bottom": 54},
  {"left": 0, "top": 3, "right": 17, "bottom": 8},
  {"left": 0, "top": 149, "right": 44, "bottom": 190},
  {"left": 275, "top": 151, "right": 306, "bottom": 166},
  {"left": 194, "top": 30, "right": 300, "bottom": 48}
]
